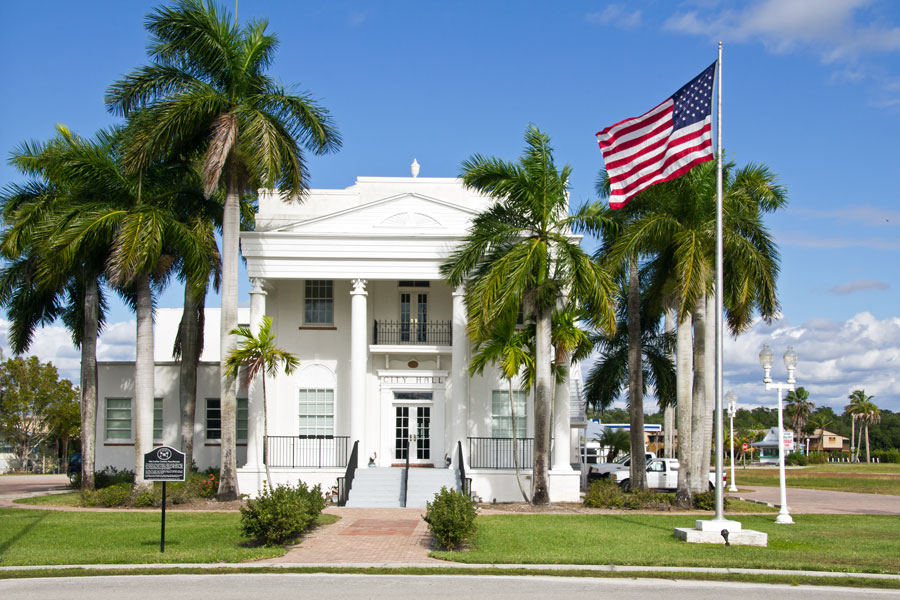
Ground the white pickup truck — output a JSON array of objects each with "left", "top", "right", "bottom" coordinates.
[
  {"left": 609, "top": 458, "right": 724, "bottom": 492},
  {"left": 587, "top": 452, "right": 656, "bottom": 481}
]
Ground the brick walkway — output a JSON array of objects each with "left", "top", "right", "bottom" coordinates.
[{"left": 271, "top": 507, "right": 443, "bottom": 564}]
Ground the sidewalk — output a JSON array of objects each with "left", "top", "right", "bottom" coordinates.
[{"left": 729, "top": 486, "right": 900, "bottom": 515}]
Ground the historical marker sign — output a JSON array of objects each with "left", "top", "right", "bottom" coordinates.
[{"left": 143, "top": 446, "right": 186, "bottom": 482}]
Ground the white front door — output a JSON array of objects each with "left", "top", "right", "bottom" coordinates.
[{"left": 394, "top": 402, "right": 432, "bottom": 464}]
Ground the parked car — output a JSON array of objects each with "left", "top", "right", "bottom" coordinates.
[
  {"left": 587, "top": 452, "right": 656, "bottom": 481},
  {"left": 67, "top": 453, "right": 82, "bottom": 483},
  {"left": 610, "top": 458, "right": 724, "bottom": 492}
]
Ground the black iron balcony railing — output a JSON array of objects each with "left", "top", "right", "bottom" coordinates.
[
  {"left": 468, "top": 437, "right": 534, "bottom": 469},
  {"left": 265, "top": 435, "right": 350, "bottom": 468},
  {"left": 373, "top": 320, "right": 452, "bottom": 345}
]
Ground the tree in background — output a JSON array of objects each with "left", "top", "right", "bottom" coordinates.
[
  {"left": 45, "top": 387, "right": 82, "bottom": 471},
  {"left": 846, "top": 390, "right": 871, "bottom": 462},
  {"left": 856, "top": 397, "right": 882, "bottom": 463},
  {"left": 0, "top": 355, "right": 79, "bottom": 471},
  {"left": 785, "top": 386, "right": 814, "bottom": 447},
  {"left": 106, "top": 0, "right": 341, "bottom": 500}
]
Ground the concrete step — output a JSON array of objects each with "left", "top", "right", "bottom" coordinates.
[
  {"left": 345, "top": 468, "right": 404, "bottom": 508},
  {"left": 405, "top": 468, "right": 461, "bottom": 508}
]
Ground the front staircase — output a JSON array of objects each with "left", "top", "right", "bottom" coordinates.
[{"left": 344, "top": 467, "right": 461, "bottom": 508}]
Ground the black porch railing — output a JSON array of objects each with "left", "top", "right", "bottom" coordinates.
[
  {"left": 373, "top": 320, "right": 452, "bottom": 345},
  {"left": 265, "top": 435, "right": 350, "bottom": 468},
  {"left": 456, "top": 440, "right": 472, "bottom": 497},
  {"left": 338, "top": 440, "right": 359, "bottom": 506},
  {"left": 468, "top": 437, "right": 534, "bottom": 469}
]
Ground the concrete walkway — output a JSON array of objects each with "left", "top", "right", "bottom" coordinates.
[{"left": 729, "top": 486, "right": 900, "bottom": 515}]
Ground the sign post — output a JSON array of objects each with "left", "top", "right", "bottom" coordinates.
[{"left": 143, "top": 446, "right": 186, "bottom": 553}]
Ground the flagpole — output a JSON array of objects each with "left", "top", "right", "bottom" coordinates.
[{"left": 714, "top": 41, "right": 725, "bottom": 521}]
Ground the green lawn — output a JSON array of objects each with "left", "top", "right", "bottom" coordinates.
[
  {"left": 432, "top": 513, "right": 900, "bottom": 573},
  {"left": 13, "top": 492, "right": 82, "bottom": 507},
  {"left": 733, "top": 464, "right": 900, "bottom": 495},
  {"left": 0, "top": 508, "right": 291, "bottom": 565}
]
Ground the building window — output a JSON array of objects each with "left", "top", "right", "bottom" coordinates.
[
  {"left": 106, "top": 398, "right": 132, "bottom": 441},
  {"left": 153, "top": 398, "right": 163, "bottom": 442},
  {"left": 298, "top": 389, "right": 334, "bottom": 436},
  {"left": 206, "top": 398, "right": 248, "bottom": 442},
  {"left": 491, "top": 390, "right": 527, "bottom": 438},
  {"left": 304, "top": 280, "right": 333, "bottom": 325}
]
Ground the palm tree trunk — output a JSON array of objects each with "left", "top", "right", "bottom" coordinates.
[
  {"left": 509, "top": 379, "right": 530, "bottom": 503},
  {"left": 674, "top": 308, "right": 693, "bottom": 508},
  {"left": 700, "top": 294, "right": 714, "bottom": 490},
  {"left": 217, "top": 174, "right": 241, "bottom": 501},
  {"left": 531, "top": 306, "right": 553, "bottom": 506},
  {"left": 178, "top": 285, "right": 204, "bottom": 469},
  {"left": 663, "top": 307, "right": 675, "bottom": 459},
  {"left": 262, "top": 372, "right": 273, "bottom": 486},
  {"left": 850, "top": 416, "right": 855, "bottom": 461},
  {"left": 690, "top": 302, "right": 706, "bottom": 494},
  {"left": 79, "top": 276, "right": 100, "bottom": 491},
  {"left": 865, "top": 422, "right": 871, "bottom": 463},
  {"left": 133, "top": 273, "right": 154, "bottom": 495},
  {"left": 627, "top": 257, "right": 646, "bottom": 490}
]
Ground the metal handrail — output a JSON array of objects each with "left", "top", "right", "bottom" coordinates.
[
  {"left": 338, "top": 440, "right": 359, "bottom": 506},
  {"left": 401, "top": 438, "right": 410, "bottom": 507},
  {"left": 456, "top": 440, "right": 471, "bottom": 497}
]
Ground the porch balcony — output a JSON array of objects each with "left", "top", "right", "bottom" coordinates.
[{"left": 372, "top": 320, "right": 452, "bottom": 346}]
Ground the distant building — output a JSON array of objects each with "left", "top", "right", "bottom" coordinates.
[
  {"left": 808, "top": 428, "right": 850, "bottom": 452},
  {"left": 751, "top": 427, "right": 796, "bottom": 464}
]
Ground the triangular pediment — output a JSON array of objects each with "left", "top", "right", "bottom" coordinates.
[{"left": 274, "top": 193, "right": 478, "bottom": 234}]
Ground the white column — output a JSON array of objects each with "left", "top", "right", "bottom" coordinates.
[
  {"left": 450, "top": 286, "right": 468, "bottom": 468},
  {"left": 350, "top": 279, "right": 368, "bottom": 466},
  {"left": 552, "top": 370, "right": 572, "bottom": 470},
  {"left": 245, "top": 278, "right": 267, "bottom": 469}
]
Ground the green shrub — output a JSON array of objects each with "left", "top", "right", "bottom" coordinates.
[
  {"left": 584, "top": 479, "right": 624, "bottom": 508},
  {"left": 691, "top": 490, "right": 731, "bottom": 511},
  {"left": 873, "top": 449, "right": 900, "bottom": 463},
  {"left": 81, "top": 483, "right": 132, "bottom": 507},
  {"left": 424, "top": 486, "right": 477, "bottom": 550},
  {"left": 785, "top": 451, "right": 809, "bottom": 466},
  {"left": 239, "top": 482, "right": 321, "bottom": 546},
  {"left": 623, "top": 489, "right": 673, "bottom": 510},
  {"left": 94, "top": 467, "right": 135, "bottom": 488},
  {"left": 807, "top": 451, "right": 829, "bottom": 464}
]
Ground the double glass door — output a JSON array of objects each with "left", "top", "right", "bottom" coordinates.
[
  {"left": 400, "top": 293, "right": 427, "bottom": 342},
  {"left": 394, "top": 405, "right": 431, "bottom": 462}
]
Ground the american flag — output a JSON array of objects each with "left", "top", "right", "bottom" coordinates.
[{"left": 597, "top": 62, "right": 716, "bottom": 209}]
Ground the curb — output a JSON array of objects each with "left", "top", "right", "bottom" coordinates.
[{"left": 2, "top": 562, "right": 899, "bottom": 580}]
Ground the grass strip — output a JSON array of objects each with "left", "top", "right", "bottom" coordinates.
[{"left": 0, "top": 565, "right": 897, "bottom": 589}]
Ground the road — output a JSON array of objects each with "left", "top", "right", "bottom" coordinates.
[
  {"left": 731, "top": 485, "right": 900, "bottom": 515},
  {"left": 2, "top": 574, "right": 898, "bottom": 600}
]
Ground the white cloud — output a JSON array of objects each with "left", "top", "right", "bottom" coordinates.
[
  {"left": 793, "top": 205, "right": 900, "bottom": 227},
  {"left": 663, "top": 0, "right": 900, "bottom": 103},
  {"left": 586, "top": 5, "right": 642, "bottom": 29},
  {"left": 829, "top": 279, "right": 890, "bottom": 295},
  {"left": 776, "top": 230, "right": 900, "bottom": 250},
  {"left": 723, "top": 312, "right": 900, "bottom": 412}
]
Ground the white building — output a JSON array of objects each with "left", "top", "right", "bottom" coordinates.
[{"left": 95, "top": 171, "right": 586, "bottom": 504}]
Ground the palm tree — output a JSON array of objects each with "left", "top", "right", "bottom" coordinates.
[
  {"left": 785, "top": 387, "right": 814, "bottom": 448},
  {"left": 468, "top": 312, "right": 533, "bottom": 503},
  {"left": 604, "top": 158, "right": 786, "bottom": 500},
  {"left": 106, "top": 0, "right": 341, "bottom": 500},
  {"left": 39, "top": 128, "right": 212, "bottom": 494},
  {"left": 1, "top": 125, "right": 116, "bottom": 491},
  {"left": 224, "top": 315, "right": 298, "bottom": 485},
  {"left": 856, "top": 398, "right": 881, "bottom": 463},
  {"left": 845, "top": 390, "right": 870, "bottom": 462},
  {"left": 598, "top": 428, "right": 630, "bottom": 462},
  {"left": 806, "top": 412, "right": 833, "bottom": 451},
  {"left": 441, "top": 125, "right": 616, "bottom": 505}
]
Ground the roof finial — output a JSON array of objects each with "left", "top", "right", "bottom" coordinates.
[{"left": 411, "top": 158, "right": 420, "bottom": 178}]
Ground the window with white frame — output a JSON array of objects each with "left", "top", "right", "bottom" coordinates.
[
  {"left": 206, "top": 398, "right": 248, "bottom": 442},
  {"left": 106, "top": 398, "right": 132, "bottom": 441},
  {"left": 298, "top": 389, "right": 334, "bottom": 436},
  {"left": 153, "top": 398, "right": 163, "bottom": 442},
  {"left": 491, "top": 390, "right": 527, "bottom": 438},
  {"left": 304, "top": 280, "right": 333, "bottom": 325}
]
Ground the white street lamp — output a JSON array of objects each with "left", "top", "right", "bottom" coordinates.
[
  {"left": 759, "top": 344, "right": 796, "bottom": 525},
  {"left": 726, "top": 391, "right": 738, "bottom": 492}
]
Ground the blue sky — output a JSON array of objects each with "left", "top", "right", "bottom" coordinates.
[{"left": 1, "top": 1, "right": 898, "bottom": 412}]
